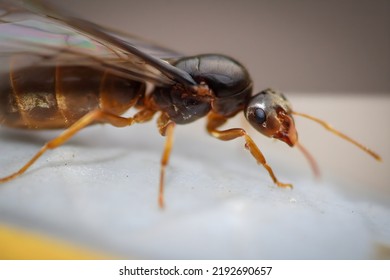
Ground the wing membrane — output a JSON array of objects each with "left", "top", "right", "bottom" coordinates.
[{"left": 0, "top": 0, "right": 193, "bottom": 86}]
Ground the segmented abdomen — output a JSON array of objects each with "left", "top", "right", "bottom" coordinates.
[{"left": 0, "top": 65, "right": 144, "bottom": 129}]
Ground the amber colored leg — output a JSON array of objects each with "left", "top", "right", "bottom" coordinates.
[
  {"left": 156, "top": 113, "right": 176, "bottom": 208},
  {"left": 0, "top": 109, "right": 155, "bottom": 183},
  {"left": 206, "top": 112, "right": 292, "bottom": 188}
]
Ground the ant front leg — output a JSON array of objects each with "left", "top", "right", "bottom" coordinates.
[
  {"left": 156, "top": 113, "right": 176, "bottom": 208},
  {"left": 0, "top": 108, "right": 156, "bottom": 183},
  {"left": 206, "top": 112, "right": 292, "bottom": 189}
]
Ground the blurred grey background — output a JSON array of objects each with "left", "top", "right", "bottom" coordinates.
[{"left": 63, "top": 0, "right": 390, "bottom": 94}]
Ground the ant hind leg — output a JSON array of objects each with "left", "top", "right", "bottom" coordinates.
[{"left": 0, "top": 109, "right": 155, "bottom": 183}]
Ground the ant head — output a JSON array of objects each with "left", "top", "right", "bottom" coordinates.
[{"left": 245, "top": 88, "right": 298, "bottom": 147}]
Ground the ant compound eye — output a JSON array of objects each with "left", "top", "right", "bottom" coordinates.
[
  {"left": 245, "top": 92, "right": 271, "bottom": 132},
  {"left": 254, "top": 107, "right": 266, "bottom": 124}
]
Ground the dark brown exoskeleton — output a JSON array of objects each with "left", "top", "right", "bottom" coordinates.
[{"left": 0, "top": 1, "right": 381, "bottom": 207}]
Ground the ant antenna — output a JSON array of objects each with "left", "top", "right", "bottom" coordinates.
[
  {"left": 296, "top": 142, "right": 321, "bottom": 178},
  {"left": 293, "top": 111, "right": 382, "bottom": 161}
]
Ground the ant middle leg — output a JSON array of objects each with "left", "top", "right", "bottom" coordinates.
[{"left": 156, "top": 113, "right": 176, "bottom": 208}]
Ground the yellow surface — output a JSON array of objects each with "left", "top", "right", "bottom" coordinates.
[{"left": 0, "top": 224, "right": 110, "bottom": 260}]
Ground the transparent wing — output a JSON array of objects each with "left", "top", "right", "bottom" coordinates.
[{"left": 0, "top": 0, "right": 194, "bottom": 87}]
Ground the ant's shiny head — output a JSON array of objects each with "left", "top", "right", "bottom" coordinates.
[{"left": 245, "top": 88, "right": 298, "bottom": 147}]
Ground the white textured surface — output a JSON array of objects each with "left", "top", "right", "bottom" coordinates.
[{"left": 0, "top": 95, "right": 389, "bottom": 259}]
